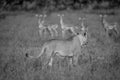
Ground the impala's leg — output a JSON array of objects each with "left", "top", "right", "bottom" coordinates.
[
  {"left": 41, "top": 28, "right": 45, "bottom": 37},
  {"left": 39, "top": 29, "right": 42, "bottom": 36},
  {"left": 62, "top": 29, "right": 66, "bottom": 37},
  {"left": 51, "top": 28, "right": 57, "bottom": 37},
  {"left": 45, "top": 28, "right": 48, "bottom": 36},
  {"left": 53, "top": 28, "right": 58, "bottom": 36},
  {"left": 114, "top": 23, "right": 119, "bottom": 34},
  {"left": 39, "top": 28, "right": 44, "bottom": 37},
  {"left": 50, "top": 25, "right": 58, "bottom": 37},
  {"left": 104, "top": 25, "right": 108, "bottom": 32},
  {"left": 48, "top": 27, "right": 54, "bottom": 37},
  {"left": 50, "top": 28, "right": 54, "bottom": 37},
  {"left": 38, "top": 21, "right": 44, "bottom": 28},
  {"left": 52, "top": 25, "right": 58, "bottom": 36}
]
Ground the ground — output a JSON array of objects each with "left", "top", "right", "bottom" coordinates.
[{"left": 0, "top": 10, "right": 120, "bottom": 80}]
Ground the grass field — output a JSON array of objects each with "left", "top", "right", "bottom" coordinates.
[{"left": 0, "top": 10, "right": 120, "bottom": 80}]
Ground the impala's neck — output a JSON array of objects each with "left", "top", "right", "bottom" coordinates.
[
  {"left": 59, "top": 15, "right": 65, "bottom": 29},
  {"left": 102, "top": 15, "right": 109, "bottom": 26}
]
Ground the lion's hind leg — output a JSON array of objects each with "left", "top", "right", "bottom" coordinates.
[{"left": 42, "top": 48, "right": 54, "bottom": 69}]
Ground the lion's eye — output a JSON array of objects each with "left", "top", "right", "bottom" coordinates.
[
  {"left": 76, "top": 32, "right": 79, "bottom": 35},
  {"left": 25, "top": 53, "right": 29, "bottom": 57},
  {"left": 83, "top": 32, "right": 86, "bottom": 36}
]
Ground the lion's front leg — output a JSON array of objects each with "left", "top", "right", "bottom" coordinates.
[
  {"left": 48, "top": 57, "right": 53, "bottom": 66},
  {"left": 73, "top": 52, "right": 79, "bottom": 66}
]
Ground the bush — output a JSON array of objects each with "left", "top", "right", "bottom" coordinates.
[{"left": 0, "top": 0, "right": 120, "bottom": 11}]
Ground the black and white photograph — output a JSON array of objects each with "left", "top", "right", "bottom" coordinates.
[{"left": 0, "top": 0, "right": 120, "bottom": 80}]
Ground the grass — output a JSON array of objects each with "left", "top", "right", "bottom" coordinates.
[{"left": 0, "top": 9, "right": 120, "bottom": 80}]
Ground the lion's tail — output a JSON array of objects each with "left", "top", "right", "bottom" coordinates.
[
  {"left": 36, "top": 44, "right": 47, "bottom": 58},
  {"left": 26, "top": 43, "right": 47, "bottom": 59}
]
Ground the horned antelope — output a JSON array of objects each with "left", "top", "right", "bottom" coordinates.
[
  {"left": 36, "top": 14, "right": 48, "bottom": 36},
  {"left": 57, "top": 14, "right": 77, "bottom": 37},
  {"left": 100, "top": 14, "right": 118, "bottom": 34},
  {"left": 36, "top": 14, "right": 58, "bottom": 38}
]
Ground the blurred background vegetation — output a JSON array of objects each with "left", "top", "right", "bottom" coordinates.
[{"left": 0, "top": 0, "right": 120, "bottom": 12}]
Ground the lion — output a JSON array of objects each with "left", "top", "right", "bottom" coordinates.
[{"left": 26, "top": 31, "right": 88, "bottom": 67}]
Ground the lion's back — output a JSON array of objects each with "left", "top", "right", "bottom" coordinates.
[{"left": 44, "top": 38, "right": 79, "bottom": 55}]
